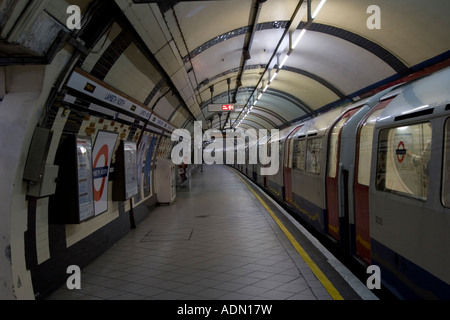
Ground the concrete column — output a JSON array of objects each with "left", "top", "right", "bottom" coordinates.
[
  {"left": 0, "top": 48, "right": 73, "bottom": 299},
  {"left": 0, "top": 65, "right": 45, "bottom": 299}
]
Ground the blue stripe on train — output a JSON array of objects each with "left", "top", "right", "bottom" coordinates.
[
  {"left": 371, "top": 239, "right": 450, "bottom": 299},
  {"left": 268, "top": 180, "right": 326, "bottom": 234},
  {"left": 268, "top": 179, "right": 284, "bottom": 202},
  {"left": 263, "top": 179, "right": 449, "bottom": 299},
  {"left": 292, "top": 192, "right": 326, "bottom": 234}
]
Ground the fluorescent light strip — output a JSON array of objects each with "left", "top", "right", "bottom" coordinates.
[
  {"left": 270, "top": 71, "right": 278, "bottom": 83},
  {"left": 238, "top": 1, "right": 327, "bottom": 132},
  {"left": 312, "top": 0, "right": 327, "bottom": 19},
  {"left": 279, "top": 54, "right": 289, "bottom": 69},
  {"left": 291, "top": 29, "right": 306, "bottom": 49}
]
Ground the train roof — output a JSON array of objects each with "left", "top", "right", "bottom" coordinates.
[
  {"left": 376, "top": 67, "right": 450, "bottom": 127},
  {"left": 289, "top": 90, "right": 389, "bottom": 140}
]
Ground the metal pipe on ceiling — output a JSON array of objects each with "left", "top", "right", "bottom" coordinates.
[
  {"left": 232, "top": 0, "right": 307, "bottom": 129},
  {"left": 223, "top": 0, "right": 266, "bottom": 130}
]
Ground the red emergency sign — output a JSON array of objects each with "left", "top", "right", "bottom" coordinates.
[{"left": 222, "top": 104, "right": 234, "bottom": 111}]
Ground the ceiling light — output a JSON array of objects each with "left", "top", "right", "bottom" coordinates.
[
  {"left": 263, "top": 84, "right": 269, "bottom": 92},
  {"left": 291, "top": 29, "right": 306, "bottom": 49},
  {"left": 312, "top": 0, "right": 327, "bottom": 19},
  {"left": 279, "top": 54, "right": 289, "bottom": 69},
  {"left": 270, "top": 71, "right": 279, "bottom": 83}
]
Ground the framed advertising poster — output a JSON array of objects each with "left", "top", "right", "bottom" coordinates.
[
  {"left": 124, "top": 141, "right": 138, "bottom": 199},
  {"left": 76, "top": 136, "right": 95, "bottom": 222},
  {"left": 49, "top": 134, "right": 95, "bottom": 224},
  {"left": 92, "top": 130, "right": 118, "bottom": 216},
  {"left": 113, "top": 140, "right": 138, "bottom": 200},
  {"left": 144, "top": 136, "right": 158, "bottom": 197},
  {"left": 134, "top": 134, "right": 150, "bottom": 203}
]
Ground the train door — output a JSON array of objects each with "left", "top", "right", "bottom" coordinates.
[
  {"left": 353, "top": 98, "right": 394, "bottom": 264},
  {"left": 283, "top": 126, "right": 302, "bottom": 205},
  {"left": 263, "top": 136, "right": 273, "bottom": 189},
  {"left": 326, "top": 108, "right": 360, "bottom": 241},
  {"left": 245, "top": 144, "right": 249, "bottom": 177}
]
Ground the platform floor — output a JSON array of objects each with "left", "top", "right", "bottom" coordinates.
[{"left": 46, "top": 164, "right": 377, "bottom": 300}]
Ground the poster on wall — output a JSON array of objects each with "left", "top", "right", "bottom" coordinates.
[
  {"left": 76, "top": 136, "right": 95, "bottom": 222},
  {"left": 92, "top": 130, "right": 118, "bottom": 216},
  {"left": 133, "top": 135, "right": 149, "bottom": 203},
  {"left": 123, "top": 141, "right": 138, "bottom": 199},
  {"left": 394, "top": 133, "right": 413, "bottom": 168},
  {"left": 144, "top": 136, "right": 158, "bottom": 197}
]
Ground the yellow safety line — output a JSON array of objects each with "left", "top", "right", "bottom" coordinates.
[{"left": 231, "top": 169, "right": 344, "bottom": 300}]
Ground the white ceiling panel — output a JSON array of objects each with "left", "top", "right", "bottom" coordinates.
[
  {"left": 154, "top": 97, "right": 176, "bottom": 120},
  {"left": 104, "top": 45, "right": 158, "bottom": 104},
  {"left": 190, "top": 35, "right": 246, "bottom": 84},
  {"left": 99, "top": 0, "right": 450, "bottom": 131},
  {"left": 316, "top": 0, "right": 450, "bottom": 67},
  {"left": 174, "top": 0, "right": 253, "bottom": 50},
  {"left": 287, "top": 31, "right": 396, "bottom": 95},
  {"left": 271, "top": 70, "right": 339, "bottom": 109}
]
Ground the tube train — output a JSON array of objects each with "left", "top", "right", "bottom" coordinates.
[{"left": 232, "top": 66, "right": 450, "bottom": 299}]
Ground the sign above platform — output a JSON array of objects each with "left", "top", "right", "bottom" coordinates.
[{"left": 207, "top": 104, "right": 237, "bottom": 112}]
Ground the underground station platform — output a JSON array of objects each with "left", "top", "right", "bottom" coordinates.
[{"left": 46, "top": 164, "right": 378, "bottom": 302}]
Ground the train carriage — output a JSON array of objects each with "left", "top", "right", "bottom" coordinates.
[
  {"left": 265, "top": 126, "right": 297, "bottom": 202},
  {"left": 289, "top": 106, "right": 353, "bottom": 234},
  {"left": 352, "top": 87, "right": 404, "bottom": 264},
  {"left": 285, "top": 86, "right": 400, "bottom": 242},
  {"left": 369, "top": 67, "right": 450, "bottom": 299},
  {"left": 234, "top": 66, "right": 450, "bottom": 300},
  {"left": 328, "top": 90, "right": 402, "bottom": 250}
]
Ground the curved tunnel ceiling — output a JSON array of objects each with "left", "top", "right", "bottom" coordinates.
[
  {"left": 18, "top": 0, "right": 448, "bottom": 134},
  {"left": 122, "top": 0, "right": 450, "bottom": 133}
]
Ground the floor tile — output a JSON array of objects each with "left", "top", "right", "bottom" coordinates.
[{"left": 45, "top": 165, "right": 367, "bottom": 301}]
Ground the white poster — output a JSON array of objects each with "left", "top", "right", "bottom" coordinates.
[
  {"left": 124, "top": 141, "right": 138, "bottom": 199},
  {"left": 135, "top": 135, "right": 150, "bottom": 202},
  {"left": 92, "top": 131, "right": 118, "bottom": 216},
  {"left": 76, "top": 136, "right": 95, "bottom": 222}
]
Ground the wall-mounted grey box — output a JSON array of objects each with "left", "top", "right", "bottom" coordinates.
[
  {"left": 27, "top": 165, "right": 59, "bottom": 198},
  {"left": 23, "top": 127, "right": 53, "bottom": 183}
]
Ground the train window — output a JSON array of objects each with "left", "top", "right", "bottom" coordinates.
[
  {"left": 328, "top": 109, "right": 361, "bottom": 178},
  {"left": 376, "top": 122, "right": 432, "bottom": 200},
  {"left": 328, "top": 117, "right": 348, "bottom": 178},
  {"left": 284, "top": 140, "right": 289, "bottom": 167},
  {"left": 306, "top": 138, "right": 322, "bottom": 174},
  {"left": 288, "top": 138, "right": 295, "bottom": 168},
  {"left": 443, "top": 119, "right": 450, "bottom": 208},
  {"left": 293, "top": 140, "right": 306, "bottom": 171},
  {"left": 357, "top": 109, "right": 384, "bottom": 186}
]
